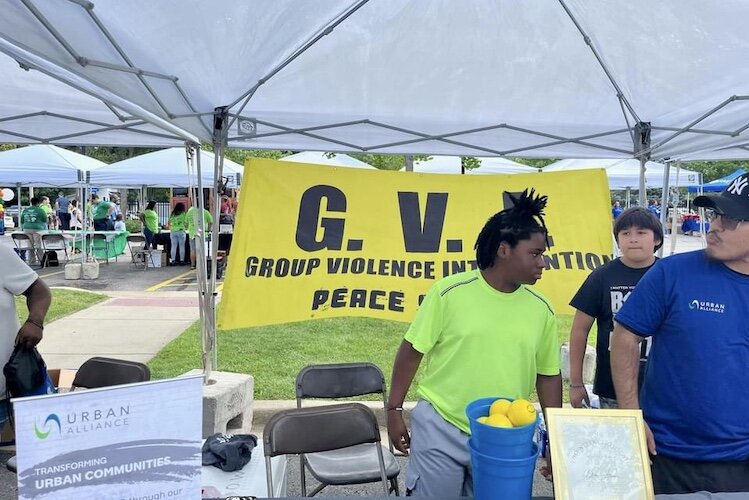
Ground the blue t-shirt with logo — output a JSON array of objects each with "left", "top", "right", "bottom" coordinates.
[{"left": 616, "top": 250, "right": 749, "bottom": 461}]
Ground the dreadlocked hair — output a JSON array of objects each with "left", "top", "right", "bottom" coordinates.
[{"left": 474, "top": 188, "right": 549, "bottom": 270}]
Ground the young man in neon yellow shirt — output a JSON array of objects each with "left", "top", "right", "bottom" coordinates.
[{"left": 387, "top": 189, "right": 562, "bottom": 497}]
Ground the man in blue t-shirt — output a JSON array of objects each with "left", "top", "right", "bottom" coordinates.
[{"left": 611, "top": 173, "right": 749, "bottom": 495}]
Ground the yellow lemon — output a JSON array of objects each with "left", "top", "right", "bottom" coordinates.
[
  {"left": 485, "top": 413, "right": 513, "bottom": 428},
  {"left": 477, "top": 416, "right": 488, "bottom": 424},
  {"left": 507, "top": 399, "right": 537, "bottom": 427},
  {"left": 489, "top": 398, "right": 512, "bottom": 416}
]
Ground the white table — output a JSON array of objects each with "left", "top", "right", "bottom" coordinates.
[{"left": 201, "top": 441, "right": 288, "bottom": 498}]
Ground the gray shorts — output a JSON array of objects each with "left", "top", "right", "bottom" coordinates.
[
  {"left": 598, "top": 396, "right": 619, "bottom": 409},
  {"left": 406, "top": 399, "right": 473, "bottom": 497}
]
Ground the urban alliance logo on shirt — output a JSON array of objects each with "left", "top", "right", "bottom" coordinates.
[{"left": 688, "top": 299, "right": 725, "bottom": 313}]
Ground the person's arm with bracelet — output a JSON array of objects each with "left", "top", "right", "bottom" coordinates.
[
  {"left": 611, "top": 322, "right": 656, "bottom": 455},
  {"left": 568, "top": 310, "right": 595, "bottom": 407},
  {"left": 387, "top": 340, "right": 423, "bottom": 455},
  {"left": 17, "top": 279, "right": 51, "bottom": 349}
]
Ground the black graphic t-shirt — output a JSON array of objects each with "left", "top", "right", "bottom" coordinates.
[{"left": 570, "top": 258, "right": 656, "bottom": 399}]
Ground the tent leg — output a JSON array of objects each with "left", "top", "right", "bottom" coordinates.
[
  {"left": 205, "top": 107, "right": 229, "bottom": 373},
  {"left": 193, "top": 144, "right": 213, "bottom": 379},
  {"left": 669, "top": 160, "right": 682, "bottom": 256},
  {"left": 658, "top": 161, "right": 671, "bottom": 258}
]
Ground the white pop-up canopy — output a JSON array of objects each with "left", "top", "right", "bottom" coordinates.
[
  {"left": 469, "top": 158, "right": 539, "bottom": 175},
  {"left": 3, "top": 1, "right": 749, "bottom": 162},
  {"left": 281, "top": 151, "right": 375, "bottom": 169},
  {"left": 543, "top": 159, "right": 701, "bottom": 189},
  {"left": 0, "top": 51, "right": 187, "bottom": 147},
  {"left": 0, "top": 144, "right": 105, "bottom": 187},
  {"left": 9, "top": 0, "right": 749, "bottom": 375},
  {"left": 404, "top": 156, "right": 534, "bottom": 174},
  {"left": 91, "top": 148, "right": 243, "bottom": 188}
]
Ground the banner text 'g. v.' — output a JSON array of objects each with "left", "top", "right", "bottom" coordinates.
[{"left": 219, "top": 159, "right": 612, "bottom": 328}]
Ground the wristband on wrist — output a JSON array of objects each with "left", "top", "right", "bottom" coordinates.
[
  {"left": 569, "top": 384, "right": 585, "bottom": 388},
  {"left": 25, "top": 319, "right": 44, "bottom": 330},
  {"left": 387, "top": 406, "right": 404, "bottom": 412}
]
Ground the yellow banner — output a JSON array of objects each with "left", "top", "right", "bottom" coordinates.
[{"left": 219, "top": 159, "right": 612, "bottom": 329}]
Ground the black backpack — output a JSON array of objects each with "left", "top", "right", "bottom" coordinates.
[
  {"left": 41, "top": 251, "right": 59, "bottom": 267},
  {"left": 3, "top": 346, "right": 46, "bottom": 398}
]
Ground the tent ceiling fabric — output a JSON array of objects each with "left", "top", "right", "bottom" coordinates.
[
  {"left": 544, "top": 158, "right": 701, "bottom": 189},
  {"left": 0, "top": 144, "right": 105, "bottom": 186},
  {"left": 2, "top": 1, "right": 749, "bottom": 159},
  {"left": 0, "top": 50, "right": 189, "bottom": 147},
  {"left": 91, "top": 147, "right": 243, "bottom": 188}
]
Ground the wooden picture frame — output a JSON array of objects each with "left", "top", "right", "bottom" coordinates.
[{"left": 546, "top": 408, "right": 654, "bottom": 500}]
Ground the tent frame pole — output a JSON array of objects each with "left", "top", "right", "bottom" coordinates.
[
  {"left": 658, "top": 161, "right": 671, "bottom": 258},
  {"left": 193, "top": 143, "right": 213, "bottom": 379}
]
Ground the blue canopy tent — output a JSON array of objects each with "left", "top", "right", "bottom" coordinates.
[{"left": 688, "top": 168, "right": 746, "bottom": 193}]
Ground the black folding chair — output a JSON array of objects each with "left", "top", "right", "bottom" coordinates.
[
  {"left": 8, "top": 357, "right": 150, "bottom": 472},
  {"left": 71, "top": 357, "right": 151, "bottom": 389},
  {"left": 295, "top": 363, "right": 400, "bottom": 496},
  {"left": 264, "top": 403, "right": 389, "bottom": 498}
]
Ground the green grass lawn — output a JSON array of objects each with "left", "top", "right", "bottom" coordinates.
[
  {"left": 149, "top": 313, "right": 597, "bottom": 402},
  {"left": 15, "top": 288, "right": 106, "bottom": 323}
]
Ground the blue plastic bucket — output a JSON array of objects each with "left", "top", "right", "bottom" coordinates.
[
  {"left": 469, "top": 440, "right": 540, "bottom": 500},
  {"left": 465, "top": 397, "right": 537, "bottom": 458}
]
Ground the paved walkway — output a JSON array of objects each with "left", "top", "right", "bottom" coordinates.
[{"left": 38, "top": 290, "right": 202, "bottom": 369}]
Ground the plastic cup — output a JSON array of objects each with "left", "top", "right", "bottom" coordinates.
[
  {"left": 469, "top": 440, "right": 540, "bottom": 500},
  {"left": 465, "top": 397, "right": 537, "bottom": 458}
]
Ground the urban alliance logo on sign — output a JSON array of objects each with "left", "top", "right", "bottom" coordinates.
[
  {"left": 33, "top": 406, "right": 130, "bottom": 439},
  {"left": 34, "top": 414, "right": 61, "bottom": 440},
  {"left": 689, "top": 299, "right": 725, "bottom": 314}
]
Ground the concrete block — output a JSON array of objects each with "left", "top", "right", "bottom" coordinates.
[
  {"left": 64, "top": 263, "right": 81, "bottom": 280},
  {"left": 185, "top": 370, "right": 254, "bottom": 438},
  {"left": 560, "top": 343, "right": 596, "bottom": 384}
]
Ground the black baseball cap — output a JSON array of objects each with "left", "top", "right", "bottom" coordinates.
[{"left": 693, "top": 172, "right": 749, "bottom": 220}]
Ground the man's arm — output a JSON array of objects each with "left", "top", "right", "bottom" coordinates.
[
  {"left": 611, "top": 322, "right": 656, "bottom": 454},
  {"left": 17, "top": 279, "right": 51, "bottom": 349},
  {"left": 387, "top": 340, "right": 423, "bottom": 454},
  {"left": 536, "top": 373, "right": 563, "bottom": 412},
  {"left": 569, "top": 310, "right": 595, "bottom": 407},
  {"left": 610, "top": 322, "right": 642, "bottom": 409}
]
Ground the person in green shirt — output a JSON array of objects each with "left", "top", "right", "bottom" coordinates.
[
  {"left": 186, "top": 205, "right": 213, "bottom": 270},
  {"left": 90, "top": 194, "right": 113, "bottom": 231},
  {"left": 40, "top": 196, "right": 54, "bottom": 228},
  {"left": 387, "top": 189, "right": 562, "bottom": 497},
  {"left": 139, "top": 200, "right": 159, "bottom": 249},
  {"left": 167, "top": 202, "right": 187, "bottom": 265},
  {"left": 21, "top": 197, "right": 49, "bottom": 265}
]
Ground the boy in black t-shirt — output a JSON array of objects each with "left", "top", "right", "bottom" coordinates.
[{"left": 568, "top": 207, "right": 663, "bottom": 408}]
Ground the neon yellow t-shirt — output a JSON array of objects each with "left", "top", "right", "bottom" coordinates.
[{"left": 405, "top": 269, "right": 559, "bottom": 433}]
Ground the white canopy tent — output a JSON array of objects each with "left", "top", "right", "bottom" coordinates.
[
  {"left": 469, "top": 158, "right": 539, "bottom": 175},
  {"left": 281, "top": 151, "right": 375, "bottom": 169},
  {"left": 0, "top": 51, "right": 187, "bottom": 147},
  {"left": 543, "top": 159, "right": 701, "bottom": 189},
  {"left": 91, "top": 147, "right": 243, "bottom": 188},
  {"left": 4, "top": 1, "right": 749, "bottom": 164},
  {"left": 403, "top": 156, "right": 534, "bottom": 174},
  {"left": 0, "top": 144, "right": 105, "bottom": 187},
  {"left": 8, "top": 1, "right": 749, "bottom": 374}
]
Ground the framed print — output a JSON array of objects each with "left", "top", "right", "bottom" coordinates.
[{"left": 546, "top": 408, "right": 654, "bottom": 500}]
